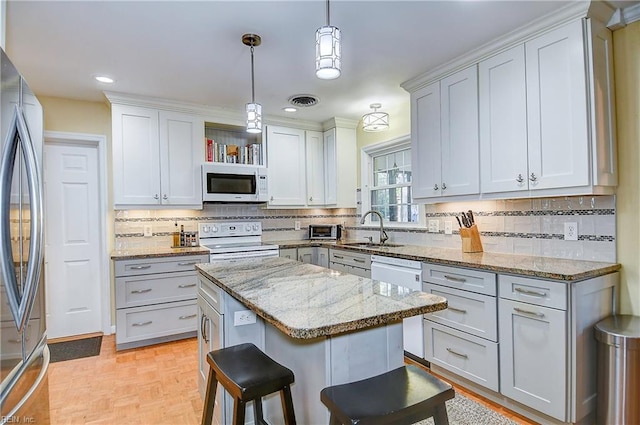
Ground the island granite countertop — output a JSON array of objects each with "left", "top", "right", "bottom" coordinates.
[
  {"left": 196, "top": 257, "right": 448, "bottom": 339},
  {"left": 273, "top": 240, "right": 620, "bottom": 281}
]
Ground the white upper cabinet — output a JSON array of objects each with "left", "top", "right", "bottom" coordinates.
[
  {"left": 479, "top": 45, "right": 529, "bottom": 194},
  {"left": 406, "top": 14, "right": 617, "bottom": 203},
  {"left": 305, "top": 130, "right": 326, "bottom": 206},
  {"left": 411, "top": 65, "right": 479, "bottom": 200},
  {"left": 266, "top": 125, "right": 306, "bottom": 206},
  {"left": 112, "top": 105, "right": 204, "bottom": 209},
  {"left": 481, "top": 19, "right": 617, "bottom": 197},
  {"left": 266, "top": 123, "right": 355, "bottom": 208}
]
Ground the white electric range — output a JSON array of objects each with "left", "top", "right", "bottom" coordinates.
[{"left": 198, "top": 221, "right": 279, "bottom": 263}]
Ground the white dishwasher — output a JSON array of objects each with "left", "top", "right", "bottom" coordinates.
[{"left": 370, "top": 255, "right": 424, "bottom": 358}]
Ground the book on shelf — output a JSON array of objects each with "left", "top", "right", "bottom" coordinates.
[
  {"left": 206, "top": 138, "right": 214, "bottom": 162},
  {"left": 205, "top": 141, "right": 262, "bottom": 165}
]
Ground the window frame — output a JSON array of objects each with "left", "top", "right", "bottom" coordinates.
[{"left": 360, "top": 135, "right": 425, "bottom": 228}]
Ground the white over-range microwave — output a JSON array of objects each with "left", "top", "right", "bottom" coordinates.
[{"left": 202, "top": 163, "right": 268, "bottom": 203}]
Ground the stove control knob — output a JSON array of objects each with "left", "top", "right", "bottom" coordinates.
[
  {"left": 245, "top": 224, "right": 252, "bottom": 231},
  {"left": 252, "top": 223, "right": 260, "bottom": 231},
  {"left": 211, "top": 225, "right": 218, "bottom": 233}
]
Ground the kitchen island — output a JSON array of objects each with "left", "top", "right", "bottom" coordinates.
[{"left": 196, "top": 257, "right": 448, "bottom": 425}]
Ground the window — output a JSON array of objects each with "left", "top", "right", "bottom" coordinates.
[{"left": 361, "top": 137, "right": 422, "bottom": 226}]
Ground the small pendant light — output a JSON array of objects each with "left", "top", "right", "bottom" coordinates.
[
  {"left": 362, "top": 103, "right": 390, "bottom": 132},
  {"left": 315, "top": 0, "right": 341, "bottom": 80},
  {"left": 242, "top": 33, "right": 262, "bottom": 134}
]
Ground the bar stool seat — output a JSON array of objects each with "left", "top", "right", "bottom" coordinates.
[
  {"left": 202, "top": 343, "right": 296, "bottom": 425},
  {"left": 320, "top": 365, "right": 454, "bottom": 425}
]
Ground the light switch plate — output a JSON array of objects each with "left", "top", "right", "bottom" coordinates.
[
  {"left": 444, "top": 221, "right": 453, "bottom": 235},
  {"left": 428, "top": 220, "right": 439, "bottom": 233},
  {"left": 294, "top": 221, "right": 301, "bottom": 231},
  {"left": 143, "top": 225, "right": 152, "bottom": 237}
]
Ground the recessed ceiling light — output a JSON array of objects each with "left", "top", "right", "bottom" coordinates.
[
  {"left": 95, "top": 75, "right": 114, "bottom": 84},
  {"left": 283, "top": 107, "right": 297, "bottom": 112}
]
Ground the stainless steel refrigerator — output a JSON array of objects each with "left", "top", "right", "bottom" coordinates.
[{"left": 0, "top": 48, "right": 49, "bottom": 423}]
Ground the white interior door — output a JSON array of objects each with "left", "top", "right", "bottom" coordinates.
[{"left": 44, "top": 142, "right": 102, "bottom": 338}]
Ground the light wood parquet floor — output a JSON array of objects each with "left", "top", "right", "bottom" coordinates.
[{"left": 48, "top": 335, "right": 536, "bottom": 424}]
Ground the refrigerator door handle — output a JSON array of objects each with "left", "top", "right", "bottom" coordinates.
[{"left": 0, "top": 105, "right": 44, "bottom": 332}]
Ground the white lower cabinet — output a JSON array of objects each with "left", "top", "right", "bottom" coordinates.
[
  {"left": 114, "top": 254, "right": 209, "bottom": 350},
  {"left": 329, "top": 248, "right": 371, "bottom": 278},
  {"left": 499, "top": 297, "right": 566, "bottom": 420},
  {"left": 280, "top": 246, "right": 329, "bottom": 268}
]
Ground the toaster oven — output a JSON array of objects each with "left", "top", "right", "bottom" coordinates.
[{"left": 308, "top": 224, "right": 342, "bottom": 240}]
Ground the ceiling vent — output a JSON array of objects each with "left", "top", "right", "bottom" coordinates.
[{"left": 288, "top": 94, "right": 319, "bottom": 107}]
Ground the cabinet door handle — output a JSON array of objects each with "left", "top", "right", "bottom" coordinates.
[
  {"left": 513, "top": 307, "right": 545, "bottom": 318},
  {"left": 177, "top": 261, "right": 198, "bottom": 266},
  {"left": 442, "top": 182, "right": 447, "bottom": 190},
  {"left": 154, "top": 194, "right": 159, "bottom": 200},
  {"left": 516, "top": 174, "right": 524, "bottom": 183},
  {"left": 433, "top": 184, "right": 439, "bottom": 191},
  {"left": 529, "top": 173, "right": 537, "bottom": 182},
  {"left": 448, "top": 306, "right": 467, "bottom": 314},
  {"left": 163, "top": 194, "right": 168, "bottom": 200},
  {"left": 352, "top": 258, "right": 365, "bottom": 263},
  {"left": 178, "top": 283, "right": 196, "bottom": 289},
  {"left": 131, "top": 288, "right": 152, "bottom": 294},
  {"left": 333, "top": 255, "right": 344, "bottom": 259},
  {"left": 299, "top": 256, "right": 303, "bottom": 261},
  {"left": 132, "top": 321, "right": 153, "bottom": 327},
  {"left": 309, "top": 197, "right": 313, "bottom": 202},
  {"left": 201, "top": 314, "right": 209, "bottom": 344},
  {"left": 179, "top": 314, "right": 197, "bottom": 320},
  {"left": 514, "top": 287, "right": 547, "bottom": 297},
  {"left": 446, "top": 348, "right": 468, "bottom": 359},
  {"left": 443, "top": 275, "right": 466, "bottom": 283},
  {"left": 129, "top": 265, "right": 151, "bottom": 270}
]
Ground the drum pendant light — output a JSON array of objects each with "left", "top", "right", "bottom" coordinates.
[
  {"left": 315, "top": 0, "right": 341, "bottom": 79},
  {"left": 362, "top": 103, "right": 390, "bottom": 132},
  {"left": 243, "top": 34, "right": 262, "bottom": 134}
]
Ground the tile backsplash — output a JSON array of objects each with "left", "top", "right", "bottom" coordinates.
[{"left": 114, "top": 195, "right": 616, "bottom": 263}]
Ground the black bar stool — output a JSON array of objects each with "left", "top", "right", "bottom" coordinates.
[
  {"left": 201, "top": 343, "right": 296, "bottom": 425},
  {"left": 320, "top": 365, "right": 454, "bottom": 425}
]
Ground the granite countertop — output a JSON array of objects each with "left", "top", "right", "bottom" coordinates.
[
  {"left": 272, "top": 240, "right": 621, "bottom": 281},
  {"left": 196, "top": 257, "right": 448, "bottom": 340},
  {"left": 110, "top": 246, "right": 210, "bottom": 260}
]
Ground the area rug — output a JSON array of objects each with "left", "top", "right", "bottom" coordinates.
[
  {"left": 418, "top": 391, "right": 518, "bottom": 425},
  {"left": 49, "top": 336, "right": 102, "bottom": 363}
]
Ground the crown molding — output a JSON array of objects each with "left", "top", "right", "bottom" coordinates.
[
  {"left": 608, "top": 2, "right": 640, "bottom": 29},
  {"left": 401, "top": 1, "right": 600, "bottom": 93},
  {"left": 103, "top": 91, "right": 323, "bottom": 130},
  {"left": 322, "top": 117, "right": 359, "bottom": 130}
]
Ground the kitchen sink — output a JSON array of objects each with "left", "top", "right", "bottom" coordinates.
[{"left": 340, "top": 242, "right": 404, "bottom": 248}]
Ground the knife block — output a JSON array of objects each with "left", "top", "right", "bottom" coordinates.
[{"left": 459, "top": 225, "right": 483, "bottom": 253}]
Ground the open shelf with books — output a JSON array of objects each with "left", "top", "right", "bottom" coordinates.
[{"left": 204, "top": 122, "right": 264, "bottom": 166}]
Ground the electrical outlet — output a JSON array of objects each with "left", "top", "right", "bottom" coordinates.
[
  {"left": 444, "top": 221, "right": 453, "bottom": 235},
  {"left": 564, "top": 222, "right": 578, "bottom": 241},
  {"left": 294, "top": 220, "right": 301, "bottom": 231},
  {"left": 143, "top": 225, "right": 152, "bottom": 237},
  {"left": 428, "top": 220, "right": 440, "bottom": 233},
  {"left": 234, "top": 310, "right": 256, "bottom": 326}
]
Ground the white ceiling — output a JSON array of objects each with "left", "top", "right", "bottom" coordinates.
[{"left": 4, "top": 1, "right": 633, "bottom": 125}]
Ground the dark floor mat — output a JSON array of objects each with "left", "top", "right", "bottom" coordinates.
[{"left": 49, "top": 336, "right": 102, "bottom": 363}]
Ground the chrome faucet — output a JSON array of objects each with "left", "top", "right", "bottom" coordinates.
[{"left": 360, "top": 210, "right": 389, "bottom": 245}]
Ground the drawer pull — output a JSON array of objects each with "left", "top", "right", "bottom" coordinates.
[
  {"left": 131, "top": 288, "right": 152, "bottom": 294},
  {"left": 132, "top": 321, "right": 153, "bottom": 327},
  {"left": 513, "top": 307, "right": 545, "bottom": 318},
  {"left": 446, "top": 348, "right": 468, "bottom": 359},
  {"left": 130, "top": 265, "right": 151, "bottom": 270},
  {"left": 352, "top": 258, "right": 365, "bottom": 263},
  {"left": 177, "top": 261, "right": 198, "bottom": 266},
  {"left": 514, "top": 287, "right": 547, "bottom": 297},
  {"left": 178, "top": 283, "right": 196, "bottom": 289},
  {"left": 444, "top": 275, "right": 467, "bottom": 283},
  {"left": 179, "top": 314, "right": 197, "bottom": 320},
  {"left": 333, "top": 255, "right": 344, "bottom": 259},
  {"left": 448, "top": 306, "right": 467, "bottom": 314}
]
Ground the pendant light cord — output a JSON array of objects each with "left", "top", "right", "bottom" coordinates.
[
  {"left": 250, "top": 44, "right": 256, "bottom": 103},
  {"left": 326, "top": 0, "right": 331, "bottom": 26}
]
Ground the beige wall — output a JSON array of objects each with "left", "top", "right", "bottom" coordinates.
[{"left": 614, "top": 20, "right": 640, "bottom": 315}]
